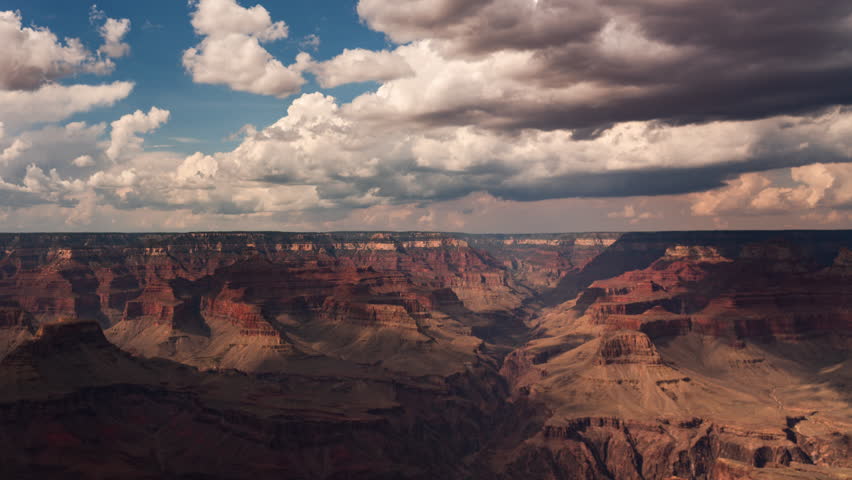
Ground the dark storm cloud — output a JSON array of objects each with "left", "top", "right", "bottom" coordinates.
[
  {"left": 358, "top": 0, "right": 605, "bottom": 53},
  {"left": 358, "top": 0, "right": 852, "bottom": 131}
]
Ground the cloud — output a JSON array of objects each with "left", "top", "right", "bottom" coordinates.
[
  {"left": 219, "top": 97, "right": 852, "bottom": 207},
  {"left": 0, "top": 139, "right": 30, "bottom": 163},
  {"left": 357, "top": 0, "right": 600, "bottom": 53},
  {"left": 306, "top": 49, "right": 414, "bottom": 88},
  {"left": 141, "top": 20, "right": 164, "bottom": 31},
  {"left": 99, "top": 18, "right": 131, "bottom": 58},
  {"left": 106, "top": 107, "right": 171, "bottom": 161},
  {"left": 607, "top": 203, "right": 661, "bottom": 225},
  {"left": 5, "top": 0, "right": 852, "bottom": 233},
  {"left": 182, "top": 0, "right": 305, "bottom": 97},
  {"left": 0, "top": 10, "right": 113, "bottom": 91},
  {"left": 90, "top": 5, "right": 131, "bottom": 58},
  {"left": 72, "top": 155, "right": 95, "bottom": 167},
  {"left": 692, "top": 163, "right": 852, "bottom": 218},
  {"left": 175, "top": 152, "right": 218, "bottom": 184},
  {"left": 299, "top": 33, "right": 320, "bottom": 51},
  {"left": 352, "top": 0, "right": 852, "bottom": 131},
  {"left": 0, "top": 82, "right": 134, "bottom": 132},
  {"left": 0, "top": 121, "right": 106, "bottom": 184},
  {"left": 188, "top": 0, "right": 288, "bottom": 40}
]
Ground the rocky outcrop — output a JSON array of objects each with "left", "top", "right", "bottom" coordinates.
[
  {"left": 595, "top": 330, "right": 664, "bottom": 365},
  {"left": 202, "top": 285, "right": 278, "bottom": 337}
]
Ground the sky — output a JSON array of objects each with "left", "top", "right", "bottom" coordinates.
[{"left": 0, "top": 0, "right": 851, "bottom": 233}]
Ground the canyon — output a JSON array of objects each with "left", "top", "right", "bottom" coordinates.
[{"left": 0, "top": 231, "right": 849, "bottom": 479}]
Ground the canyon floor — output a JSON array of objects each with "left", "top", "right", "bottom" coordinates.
[{"left": 0, "top": 231, "right": 849, "bottom": 479}]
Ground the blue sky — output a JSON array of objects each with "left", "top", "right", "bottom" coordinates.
[
  {"left": 0, "top": 0, "right": 387, "bottom": 154},
  {"left": 0, "top": 0, "right": 850, "bottom": 232}
]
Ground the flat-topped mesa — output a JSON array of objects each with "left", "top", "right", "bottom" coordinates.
[
  {"left": 202, "top": 287, "right": 278, "bottom": 337},
  {"left": 401, "top": 238, "right": 470, "bottom": 249},
  {"left": 320, "top": 299, "right": 419, "bottom": 330},
  {"left": 595, "top": 331, "right": 664, "bottom": 365},
  {"left": 122, "top": 280, "right": 181, "bottom": 325},
  {"left": 332, "top": 241, "right": 397, "bottom": 251},
  {"left": 502, "top": 238, "right": 563, "bottom": 246},
  {"left": 663, "top": 245, "right": 732, "bottom": 263},
  {"left": 574, "top": 237, "right": 619, "bottom": 247}
]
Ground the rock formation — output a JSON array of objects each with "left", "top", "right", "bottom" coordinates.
[{"left": 0, "top": 231, "right": 848, "bottom": 478}]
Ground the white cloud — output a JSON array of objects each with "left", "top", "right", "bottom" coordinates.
[
  {"left": 207, "top": 95, "right": 852, "bottom": 210},
  {"left": 0, "top": 121, "right": 106, "bottom": 185},
  {"left": 175, "top": 152, "right": 218, "bottom": 184},
  {"left": 106, "top": 107, "right": 170, "bottom": 161},
  {"left": 182, "top": 0, "right": 305, "bottom": 97},
  {"left": 342, "top": 41, "right": 631, "bottom": 131},
  {"left": 691, "top": 163, "right": 852, "bottom": 218},
  {"left": 72, "top": 155, "right": 96, "bottom": 167},
  {"left": 607, "top": 203, "right": 661, "bottom": 224},
  {"left": 189, "top": 0, "right": 288, "bottom": 40},
  {"left": 0, "top": 82, "right": 134, "bottom": 132},
  {"left": 0, "top": 139, "right": 30, "bottom": 163},
  {"left": 0, "top": 10, "right": 113, "bottom": 91},
  {"left": 99, "top": 17, "right": 131, "bottom": 58},
  {"left": 307, "top": 49, "right": 414, "bottom": 88}
]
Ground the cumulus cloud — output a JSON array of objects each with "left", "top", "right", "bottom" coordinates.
[
  {"left": 22, "top": 92, "right": 828, "bottom": 223},
  {"left": 99, "top": 18, "right": 131, "bottom": 58},
  {"left": 182, "top": 0, "right": 305, "bottom": 97},
  {"left": 212, "top": 95, "right": 852, "bottom": 208},
  {"left": 306, "top": 49, "right": 414, "bottom": 88},
  {"left": 188, "top": 0, "right": 288, "bottom": 40},
  {"left": 0, "top": 10, "right": 113, "bottom": 91},
  {"left": 0, "top": 121, "right": 106, "bottom": 184},
  {"left": 72, "top": 155, "right": 96, "bottom": 167},
  {"left": 175, "top": 152, "right": 218, "bottom": 184},
  {"left": 0, "top": 139, "right": 30, "bottom": 163},
  {"left": 106, "top": 107, "right": 171, "bottom": 161},
  {"left": 692, "top": 163, "right": 852, "bottom": 218},
  {"left": 90, "top": 5, "right": 131, "bottom": 58}
]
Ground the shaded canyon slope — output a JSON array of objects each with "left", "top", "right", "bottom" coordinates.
[{"left": 0, "top": 231, "right": 849, "bottom": 479}]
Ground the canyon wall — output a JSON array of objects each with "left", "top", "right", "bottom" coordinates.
[{"left": 0, "top": 231, "right": 849, "bottom": 478}]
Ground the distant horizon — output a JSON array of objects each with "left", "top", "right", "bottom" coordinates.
[{"left": 2, "top": 228, "right": 852, "bottom": 235}]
